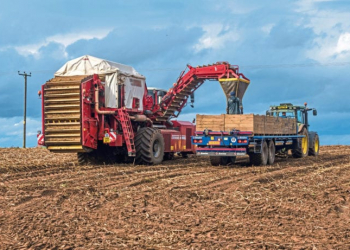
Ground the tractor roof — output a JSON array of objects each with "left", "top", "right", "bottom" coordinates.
[{"left": 270, "top": 103, "right": 306, "bottom": 110}]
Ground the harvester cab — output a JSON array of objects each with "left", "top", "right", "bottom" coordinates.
[
  {"left": 268, "top": 103, "right": 319, "bottom": 157},
  {"left": 146, "top": 87, "right": 168, "bottom": 108}
]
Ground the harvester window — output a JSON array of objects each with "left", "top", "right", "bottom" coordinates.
[
  {"left": 157, "top": 90, "right": 166, "bottom": 104},
  {"left": 147, "top": 90, "right": 155, "bottom": 101}
]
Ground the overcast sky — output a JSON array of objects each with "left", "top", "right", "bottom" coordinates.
[{"left": 0, "top": 0, "right": 350, "bottom": 147}]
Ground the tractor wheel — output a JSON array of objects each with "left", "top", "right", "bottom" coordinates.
[
  {"left": 209, "top": 156, "right": 235, "bottom": 166},
  {"left": 292, "top": 127, "right": 309, "bottom": 158},
  {"left": 135, "top": 127, "right": 165, "bottom": 165},
  {"left": 249, "top": 140, "right": 268, "bottom": 166},
  {"left": 309, "top": 134, "right": 320, "bottom": 156},
  {"left": 77, "top": 151, "right": 97, "bottom": 165},
  {"left": 267, "top": 140, "right": 275, "bottom": 165}
]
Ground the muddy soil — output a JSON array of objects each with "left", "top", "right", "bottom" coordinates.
[{"left": 0, "top": 146, "right": 350, "bottom": 249}]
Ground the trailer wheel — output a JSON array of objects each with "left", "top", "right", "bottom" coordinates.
[
  {"left": 209, "top": 156, "right": 235, "bottom": 166},
  {"left": 135, "top": 127, "right": 165, "bottom": 165},
  {"left": 267, "top": 140, "right": 275, "bottom": 165},
  {"left": 249, "top": 140, "right": 268, "bottom": 166},
  {"left": 309, "top": 134, "right": 319, "bottom": 156},
  {"left": 292, "top": 127, "right": 309, "bottom": 158}
]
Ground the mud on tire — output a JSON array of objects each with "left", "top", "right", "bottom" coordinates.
[{"left": 135, "top": 127, "right": 165, "bottom": 165}]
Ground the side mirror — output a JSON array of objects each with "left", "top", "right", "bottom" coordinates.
[
  {"left": 266, "top": 111, "right": 271, "bottom": 116},
  {"left": 313, "top": 109, "right": 317, "bottom": 116}
]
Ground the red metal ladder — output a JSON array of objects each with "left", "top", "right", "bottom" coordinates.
[{"left": 117, "top": 109, "right": 136, "bottom": 157}]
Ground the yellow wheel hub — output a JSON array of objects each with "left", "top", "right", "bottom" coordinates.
[
  {"left": 314, "top": 137, "right": 319, "bottom": 153},
  {"left": 302, "top": 136, "right": 308, "bottom": 155}
]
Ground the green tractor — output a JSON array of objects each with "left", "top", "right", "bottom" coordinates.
[{"left": 268, "top": 103, "right": 319, "bottom": 158}]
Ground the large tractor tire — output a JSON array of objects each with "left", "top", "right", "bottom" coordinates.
[
  {"left": 209, "top": 156, "right": 236, "bottom": 166},
  {"left": 135, "top": 127, "right": 165, "bottom": 165},
  {"left": 309, "top": 134, "right": 320, "bottom": 156},
  {"left": 292, "top": 127, "right": 309, "bottom": 158},
  {"left": 267, "top": 140, "right": 275, "bottom": 165},
  {"left": 249, "top": 140, "right": 268, "bottom": 166}
]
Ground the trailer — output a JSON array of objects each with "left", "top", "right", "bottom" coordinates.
[{"left": 192, "top": 103, "right": 319, "bottom": 166}]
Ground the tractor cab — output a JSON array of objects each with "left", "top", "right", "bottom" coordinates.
[
  {"left": 267, "top": 103, "right": 317, "bottom": 131},
  {"left": 267, "top": 103, "right": 319, "bottom": 157}
]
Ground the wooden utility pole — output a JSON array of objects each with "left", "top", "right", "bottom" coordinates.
[{"left": 18, "top": 71, "right": 31, "bottom": 148}]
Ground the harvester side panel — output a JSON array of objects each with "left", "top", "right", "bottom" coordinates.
[{"left": 81, "top": 77, "right": 98, "bottom": 149}]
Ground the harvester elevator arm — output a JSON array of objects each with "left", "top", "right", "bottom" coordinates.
[{"left": 152, "top": 62, "right": 250, "bottom": 122}]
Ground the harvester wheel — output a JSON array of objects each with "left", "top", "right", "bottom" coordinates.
[
  {"left": 77, "top": 152, "right": 96, "bottom": 165},
  {"left": 267, "top": 140, "right": 275, "bottom": 165},
  {"left": 163, "top": 152, "right": 174, "bottom": 161},
  {"left": 135, "top": 127, "right": 165, "bottom": 165},
  {"left": 309, "top": 134, "right": 320, "bottom": 156},
  {"left": 181, "top": 152, "right": 189, "bottom": 158},
  {"left": 249, "top": 140, "right": 268, "bottom": 166},
  {"left": 292, "top": 127, "right": 309, "bottom": 158},
  {"left": 209, "top": 156, "right": 235, "bottom": 166}
]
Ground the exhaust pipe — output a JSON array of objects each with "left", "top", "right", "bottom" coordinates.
[{"left": 129, "top": 115, "right": 153, "bottom": 125}]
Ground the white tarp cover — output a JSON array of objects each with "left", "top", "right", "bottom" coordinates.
[{"left": 54, "top": 55, "right": 146, "bottom": 110}]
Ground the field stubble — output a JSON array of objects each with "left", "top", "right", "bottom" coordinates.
[{"left": 0, "top": 146, "right": 350, "bottom": 249}]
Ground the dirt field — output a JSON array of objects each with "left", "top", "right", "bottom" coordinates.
[{"left": 1, "top": 146, "right": 350, "bottom": 249}]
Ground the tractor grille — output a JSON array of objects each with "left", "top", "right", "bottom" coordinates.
[{"left": 43, "top": 76, "right": 86, "bottom": 152}]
